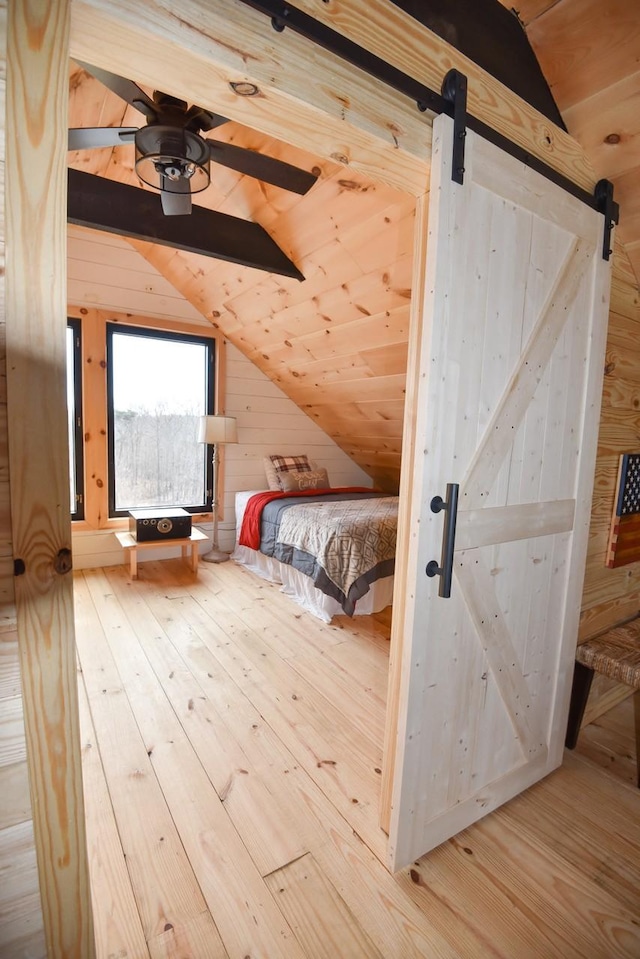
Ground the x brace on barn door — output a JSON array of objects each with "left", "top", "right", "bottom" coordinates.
[{"left": 237, "top": 0, "right": 619, "bottom": 261}]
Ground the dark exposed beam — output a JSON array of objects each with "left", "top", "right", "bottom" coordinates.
[{"left": 67, "top": 168, "right": 305, "bottom": 280}]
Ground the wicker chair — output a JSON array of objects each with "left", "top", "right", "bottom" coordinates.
[{"left": 565, "top": 619, "right": 640, "bottom": 787}]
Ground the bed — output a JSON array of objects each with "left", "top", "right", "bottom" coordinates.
[{"left": 231, "top": 488, "right": 398, "bottom": 623}]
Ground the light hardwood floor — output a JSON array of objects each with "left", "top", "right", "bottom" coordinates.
[
  {"left": 75, "top": 560, "right": 640, "bottom": 959},
  {"left": 575, "top": 695, "right": 638, "bottom": 788}
]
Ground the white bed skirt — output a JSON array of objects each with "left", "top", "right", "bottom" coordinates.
[
  {"left": 231, "top": 544, "right": 394, "bottom": 623},
  {"left": 231, "top": 489, "right": 393, "bottom": 622}
]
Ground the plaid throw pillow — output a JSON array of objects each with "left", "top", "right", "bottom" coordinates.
[{"left": 269, "top": 454, "right": 312, "bottom": 487}]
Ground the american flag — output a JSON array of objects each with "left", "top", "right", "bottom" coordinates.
[{"left": 606, "top": 453, "right": 640, "bottom": 568}]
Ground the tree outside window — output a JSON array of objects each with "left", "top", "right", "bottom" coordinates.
[{"left": 106, "top": 324, "right": 215, "bottom": 516}]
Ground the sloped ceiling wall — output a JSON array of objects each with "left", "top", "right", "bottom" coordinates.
[{"left": 129, "top": 181, "right": 414, "bottom": 494}]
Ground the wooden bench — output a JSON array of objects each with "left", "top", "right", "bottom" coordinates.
[{"left": 565, "top": 619, "right": 640, "bottom": 787}]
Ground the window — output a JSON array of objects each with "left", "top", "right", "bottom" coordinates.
[
  {"left": 67, "top": 319, "right": 85, "bottom": 520},
  {"left": 106, "top": 324, "right": 215, "bottom": 517}
]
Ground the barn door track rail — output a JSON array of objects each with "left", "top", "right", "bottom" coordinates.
[{"left": 238, "top": 0, "right": 619, "bottom": 260}]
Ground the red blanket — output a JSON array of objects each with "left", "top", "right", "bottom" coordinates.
[{"left": 238, "top": 488, "right": 374, "bottom": 550}]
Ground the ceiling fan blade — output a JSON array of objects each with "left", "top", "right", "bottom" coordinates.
[
  {"left": 68, "top": 127, "right": 137, "bottom": 151},
  {"left": 196, "top": 110, "right": 230, "bottom": 133},
  {"left": 75, "top": 61, "right": 157, "bottom": 118},
  {"left": 208, "top": 140, "right": 318, "bottom": 195},
  {"left": 160, "top": 177, "right": 192, "bottom": 216}
]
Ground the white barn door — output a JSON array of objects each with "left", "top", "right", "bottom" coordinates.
[{"left": 386, "top": 114, "right": 612, "bottom": 871}]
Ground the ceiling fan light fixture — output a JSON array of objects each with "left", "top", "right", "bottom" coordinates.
[{"left": 134, "top": 125, "right": 210, "bottom": 195}]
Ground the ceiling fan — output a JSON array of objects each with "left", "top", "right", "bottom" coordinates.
[{"left": 69, "top": 62, "right": 319, "bottom": 215}]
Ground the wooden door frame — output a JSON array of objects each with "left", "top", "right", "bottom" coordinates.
[
  {"left": 7, "top": 0, "right": 604, "bottom": 951},
  {"left": 5, "top": 2, "right": 95, "bottom": 957}
]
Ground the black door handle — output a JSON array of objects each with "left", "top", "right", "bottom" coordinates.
[{"left": 426, "top": 482, "right": 459, "bottom": 598}]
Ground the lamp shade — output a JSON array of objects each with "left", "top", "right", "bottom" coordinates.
[{"left": 198, "top": 415, "right": 238, "bottom": 445}]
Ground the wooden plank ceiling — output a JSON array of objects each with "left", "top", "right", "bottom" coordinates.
[
  {"left": 67, "top": 1, "right": 639, "bottom": 492},
  {"left": 499, "top": 0, "right": 640, "bottom": 281}
]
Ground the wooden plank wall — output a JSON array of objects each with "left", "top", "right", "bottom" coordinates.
[
  {"left": 579, "top": 243, "right": 640, "bottom": 721},
  {"left": 68, "top": 226, "right": 210, "bottom": 324},
  {"left": 0, "top": 1, "right": 46, "bottom": 954},
  {"left": 223, "top": 340, "right": 373, "bottom": 504}
]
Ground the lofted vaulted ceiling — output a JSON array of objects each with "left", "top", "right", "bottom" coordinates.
[
  {"left": 67, "top": 0, "right": 640, "bottom": 493},
  {"left": 67, "top": 60, "right": 414, "bottom": 492}
]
